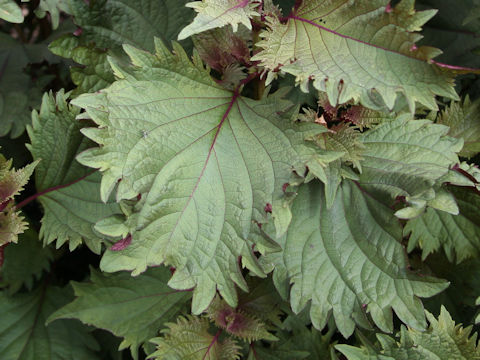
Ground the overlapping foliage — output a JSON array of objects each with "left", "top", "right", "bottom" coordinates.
[{"left": 1, "top": 0, "right": 480, "bottom": 359}]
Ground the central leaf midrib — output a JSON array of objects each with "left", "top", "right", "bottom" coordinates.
[
  {"left": 165, "top": 92, "right": 240, "bottom": 247},
  {"left": 289, "top": 15, "right": 428, "bottom": 65}
]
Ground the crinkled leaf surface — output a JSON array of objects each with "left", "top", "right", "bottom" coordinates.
[
  {"left": 266, "top": 180, "right": 447, "bottom": 338},
  {"left": 49, "top": 0, "right": 194, "bottom": 94},
  {"left": 206, "top": 295, "right": 277, "bottom": 342},
  {"left": 178, "top": 0, "right": 260, "bottom": 40},
  {"left": 27, "top": 90, "right": 121, "bottom": 254},
  {"left": 358, "top": 118, "right": 463, "bottom": 215},
  {"left": 405, "top": 187, "right": 480, "bottom": 263},
  {"left": 337, "top": 307, "right": 480, "bottom": 360},
  {"left": 149, "top": 316, "right": 241, "bottom": 360},
  {"left": 437, "top": 96, "right": 480, "bottom": 159},
  {"left": 252, "top": 0, "right": 459, "bottom": 111},
  {"left": 66, "top": 0, "right": 194, "bottom": 53},
  {"left": 74, "top": 40, "right": 321, "bottom": 313},
  {"left": 0, "top": 153, "right": 36, "bottom": 245},
  {"left": 49, "top": 36, "right": 115, "bottom": 96},
  {"left": 0, "top": 228, "right": 53, "bottom": 294},
  {"left": 0, "top": 0, "right": 22, "bottom": 23},
  {"left": 0, "top": 286, "right": 100, "bottom": 360},
  {"left": 48, "top": 266, "right": 191, "bottom": 359}
]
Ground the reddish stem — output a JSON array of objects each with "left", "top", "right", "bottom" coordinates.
[
  {"left": 15, "top": 170, "right": 97, "bottom": 210},
  {"left": 203, "top": 329, "right": 222, "bottom": 360}
]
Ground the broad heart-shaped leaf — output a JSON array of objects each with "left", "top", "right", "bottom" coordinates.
[
  {"left": 0, "top": 0, "right": 23, "bottom": 23},
  {"left": 27, "top": 90, "right": 121, "bottom": 254},
  {"left": 336, "top": 306, "right": 480, "bottom": 360},
  {"left": 73, "top": 39, "right": 323, "bottom": 313},
  {"left": 252, "top": 0, "right": 459, "bottom": 112},
  {"left": 405, "top": 187, "right": 480, "bottom": 263},
  {"left": 266, "top": 180, "right": 447, "bottom": 338},
  {"left": 47, "top": 266, "right": 191, "bottom": 360},
  {"left": 149, "top": 316, "right": 241, "bottom": 360},
  {"left": 178, "top": 0, "right": 260, "bottom": 40},
  {"left": 0, "top": 228, "right": 53, "bottom": 294},
  {"left": 0, "top": 285, "right": 100, "bottom": 360},
  {"left": 357, "top": 117, "right": 463, "bottom": 217},
  {"left": 437, "top": 96, "right": 480, "bottom": 159}
]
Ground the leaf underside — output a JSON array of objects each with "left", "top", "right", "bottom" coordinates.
[
  {"left": 252, "top": 0, "right": 458, "bottom": 111},
  {"left": 73, "top": 39, "right": 322, "bottom": 314},
  {"left": 267, "top": 180, "right": 447, "bottom": 337}
]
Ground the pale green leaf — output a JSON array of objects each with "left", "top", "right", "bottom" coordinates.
[
  {"left": 27, "top": 90, "right": 121, "bottom": 253},
  {"left": 0, "top": 286, "right": 100, "bottom": 360},
  {"left": 0, "top": 0, "right": 23, "bottom": 23},
  {"left": 252, "top": 0, "right": 459, "bottom": 112},
  {"left": 358, "top": 118, "right": 463, "bottom": 217},
  {"left": 73, "top": 40, "right": 321, "bottom": 313},
  {"left": 266, "top": 180, "right": 447, "bottom": 337},
  {"left": 34, "top": 0, "right": 70, "bottom": 29},
  {"left": 178, "top": 0, "right": 260, "bottom": 40},
  {"left": 405, "top": 187, "right": 480, "bottom": 263},
  {"left": 437, "top": 96, "right": 480, "bottom": 159},
  {"left": 149, "top": 315, "right": 241, "bottom": 360},
  {"left": 337, "top": 306, "right": 480, "bottom": 360},
  {"left": 47, "top": 266, "right": 191, "bottom": 359}
]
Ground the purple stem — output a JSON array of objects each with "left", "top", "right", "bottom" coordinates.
[{"left": 15, "top": 170, "right": 97, "bottom": 210}]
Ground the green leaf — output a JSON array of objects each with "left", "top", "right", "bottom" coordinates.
[
  {"left": 49, "top": 0, "right": 195, "bottom": 94},
  {"left": 73, "top": 40, "right": 322, "bottom": 313},
  {"left": 205, "top": 295, "right": 277, "bottom": 342},
  {"left": 266, "top": 180, "right": 447, "bottom": 337},
  {"left": 178, "top": 0, "right": 260, "bottom": 40},
  {"left": 49, "top": 36, "right": 115, "bottom": 96},
  {"left": 336, "top": 306, "right": 480, "bottom": 360},
  {"left": 358, "top": 118, "right": 463, "bottom": 217},
  {"left": 437, "top": 96, "right": 480, "bottom": 159},
  {"left": 27, "top": 90, "right": 121, "bottom": 254},
  {"left": 419, "top": 0, "right": 480, "bottom": 70},
  {"left": 0, "top": 34, "right": 52, "bottom": 137},
  {"left": 0, "top": 228, "right": 53, "bottom": 294},
  {"left": 149, "top": 315, "right": 241, "bottom": 360},
  {"left": 252, "top": 0, "right": 459, "bottom": 111},
  {"left": 0, "top": 286, "right": 100, "bottom": 360},
  {"left": 0, "top": 153, "right": 37, "bottom": 245},
  {"left": 67, "top": 0, "right": 194, "bottom": 53},
  {"left": 405, "top": 187, "right": 480, "bottom": 263},
  {"left": 0, "top": 0, "right": 23, "bottom": 23},
  {"left": 47, "top": 266, "right": 191, "bottom": 359},
  {"left": 35, "top": 0, "right": 70, "bottom": 29}
]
